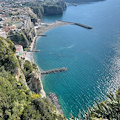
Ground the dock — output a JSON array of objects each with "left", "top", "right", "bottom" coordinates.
[
  {"left": 41, "top": 67, "right": 67, "bottom": 75},
  {"left": 37, "top": 34, "right": 47, "bottom": 36},
  {"left": 27, "top": 50, "right": 40, "bottom": 52},
  {"left": 57, "top": 20, "right": 93, "bottom": 29}
]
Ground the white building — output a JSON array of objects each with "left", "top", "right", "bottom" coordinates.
[
  {"left": 15, "top": 45, "right": 25, "bottom": 58},
  {"left": 0, "top": 29, "right": 6, "bottom": 38}
]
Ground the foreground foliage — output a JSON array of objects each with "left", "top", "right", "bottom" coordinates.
[
  {"left": 70, "top": 87, "right": 120, "bottom": 120},
  {"left": 85, "top": 88, "right": 120, "bottom": 120}
]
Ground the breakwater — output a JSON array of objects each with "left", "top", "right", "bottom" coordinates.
[
  {"left": 41, "top": 67, "right": 67, "bottom": 75},
  {"left": 56, "top": 20, "right": 93, "bottom": 29}
]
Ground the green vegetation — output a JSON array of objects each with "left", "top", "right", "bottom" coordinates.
[
  {"left": 71, "top": 88, "right": 120, "bottom": 120},
  {"left": 8, "top": 27, "right": 35, "bottom": 49},
  {"left": 0, "top": 37, "right": 18, "bottom": 73},
  {"left": 0, "top": 37, "right": 66, "bottom": 120},
  {"left": 84, "top": 88, "right": 120, "bottom": 120},
  {"left": 8, "top": 31, "right": 29, "bottom": 48},
  {"left": 22, "top": 60, "right": 34, "bottom": 83},
  {"left": 24, "top": 60, "right": 33, "bottom": 73}
]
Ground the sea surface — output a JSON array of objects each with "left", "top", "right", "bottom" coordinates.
[{"left": 34, "top": 0, "right": 120, "bottom": 118}]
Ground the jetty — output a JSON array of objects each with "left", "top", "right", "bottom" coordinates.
[
  {"left": 56, "top": 20, "right": 93, "bottom": 29},
  {"left": 37, "top": 34, "right": 47, "bottom": 36},
  {"left": 27, "top": 50, "right": 40, "bottom": 52},
  {"left": 41, "top": 67, "right": 67, "bottom": 75}
]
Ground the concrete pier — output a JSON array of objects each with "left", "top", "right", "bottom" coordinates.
[
  {"left": 37, "top": 34, "right": 47, "bottom": 36},
  {"left": 41, "top": 67, "right": 67, "bottom": 75},
  {"left": 57, "top": 20, "right": 93, "bottom": 29},
  {"left": 74, "top": 23, "right": 93, "bottom": 29},
  {"left": 27, "top": 50, "right": 40, "bottom": 52}
]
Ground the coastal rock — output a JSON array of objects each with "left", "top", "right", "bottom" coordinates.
[
  {"left": 26, "top": 68, "right": 46, "bottom": 98},
  {"left": 19, "top": 57, "right": 46, "bottom": 97},
  {"left": 48, "top": 92, "right": 63, "bottom": 114},
  {"left": 56, "top": 1, "right": 67, "bottom": 10},
  {"left": 30, "top": 1, "right": 66, "bottom": 17},
  {"left": 44, "top": 5, "right": 63, "bottom": 15}
]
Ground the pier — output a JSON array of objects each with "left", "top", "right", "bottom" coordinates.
[
  {"left": 27, "top": 50, "right": 40, "bottom": 52},
  {"left": 74, "top": 23, "right": 93, "bottom": 29},
  {"left": 57, "top": 20, "right": 93, "bottom": 29},
  {"left": 37, "top": 34, "right": 47, "bottom": 36},
  {"left": 41, "top": 67, "right": 67, "bottom": 75}
]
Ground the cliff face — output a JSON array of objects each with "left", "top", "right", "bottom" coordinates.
[
  {"left": 18, "top": 57, "right": 46, "bottom": 98},
  {"left": 43, "top": 1, "right": 66, "bottom": 16},
  {"left": 27, "top": 1, "right": 67, "bottom": 17},
  {"left": 56, "top": 1, "right": 67, "bottom": 10},
  {"left": 44, "top": 5, "right": 63, "bottom": 15},
  {"left": 25, "top": 67, "right": 46, "bottom": 98}
]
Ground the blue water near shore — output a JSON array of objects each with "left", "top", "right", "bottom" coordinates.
[{"left": 34, "top": 0, "right": 120, "bottom": 118}]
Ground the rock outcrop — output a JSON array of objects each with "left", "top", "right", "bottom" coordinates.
[
  {"left": 48, "top": 92, "right": 63, "bottom": 114},
  {"left": 21, "top": 59, "right": 46, "bottom": 98},
  {"left": 27, "top": 69, "right": 46, "bottom": 98},
  {"left": 44, "top": 5, "right": 63, "bottom": 15},
  {"left": 27, "top": 1, "right": 67, "bottom": 17}
]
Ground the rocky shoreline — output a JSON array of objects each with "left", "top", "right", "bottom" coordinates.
[{"left": 47, "top": 92, "right": 63, "bottom": 114}]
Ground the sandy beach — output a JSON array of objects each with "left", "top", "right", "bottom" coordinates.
[{"left": 25, "top": 21, "right": 71, "bottom": 63}]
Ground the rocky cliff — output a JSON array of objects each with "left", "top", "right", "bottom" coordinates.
[
  {"left": 43, "top": 1, "right": 67, "bottom": 16},
  {"left": 43, "top": 5, "right": 63, "bottom": 15},
  {"left": 18, "top": 56, "right": 46, "bottom": 98},
  {"left": 25, "top": 1, "right": 67, "bottom": 17}
]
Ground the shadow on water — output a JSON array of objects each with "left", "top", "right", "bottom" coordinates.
[{"left": 63, "top": 0, "right": 105, "bottom": 4}]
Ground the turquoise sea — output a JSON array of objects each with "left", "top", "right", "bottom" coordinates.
[{"left": 34, "top": 0, "right": 120, "bottom": 118}]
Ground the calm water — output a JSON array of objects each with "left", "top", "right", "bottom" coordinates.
[{"left": 34, "top": 0, "right": 120, "bottom": 118}]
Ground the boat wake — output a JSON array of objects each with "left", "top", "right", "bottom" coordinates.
[{"left": 67, "top": 45, "right": 75, "bottom": 49}]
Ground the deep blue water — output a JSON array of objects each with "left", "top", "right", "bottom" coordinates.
[{"left": 34, "top": 0, "right": 120, "bottom": 118}]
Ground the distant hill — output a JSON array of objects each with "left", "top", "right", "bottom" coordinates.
[{"left": 63, "top": 0, "right": 105, "bottom": 4}]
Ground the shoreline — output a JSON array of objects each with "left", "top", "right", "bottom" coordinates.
[
  {"left": 29, "top": 21, "right": 71, "bottom": 112},
  {"left": 25, "top": 21, "right": 71, "bottom": 63}
]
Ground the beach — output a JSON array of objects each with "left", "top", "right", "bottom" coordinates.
[{"left": 25, "top": 21, "right": 70, "bottom": 63}]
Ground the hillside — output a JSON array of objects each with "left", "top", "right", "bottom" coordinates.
[
  {"left": 0, "top": 36, "right": 66, "bottom": 120},
  {"left": 63, "top": 0, "right": 105, "bottom": 4}
]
